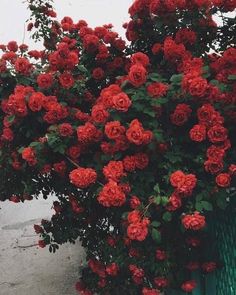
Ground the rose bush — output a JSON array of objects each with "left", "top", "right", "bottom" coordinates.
[{"left": 0, "top": 0, "right": 236, "bottom": 294}]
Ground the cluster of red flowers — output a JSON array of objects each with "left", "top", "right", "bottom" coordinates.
[
  {"left": 97, "top": 180, "right": 126, "bottom": 207},
  {"left": 189, "top": 103, "right": 233, "bottom": 188},
  {"left": 69, "top": 168, "right": 97, "bottom": 188},
  {"left": 1, "top": 0, "right": 236, "bottom": 294},
  {"left": 170, "top": 170, "right": 197, "bottom": 196},
  {"left": 127, "top": 211, "right": 150, "bottom": 241},
  {"left": 182, "top": 212, "right": 206, "bottom": 231}
]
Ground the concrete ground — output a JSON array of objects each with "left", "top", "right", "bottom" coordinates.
[{"left": 0, "top": 198, "right": 85, "bottom": 295}]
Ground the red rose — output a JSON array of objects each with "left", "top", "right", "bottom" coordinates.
[
  {"left": 105, "top": 121, "right": 125, "bottom": 140},
  {"left": 181, "top": 280, "right": 197, "bottom": 292},
  {"left": 197, "top": 104, "right": 216, "bottom": 126},
  {"left": 207, "top": 145, "right": 225, "bottom": 160},
  {"left": 134, "top": 153, "right": 149, "bottom": 169},
  {"left": 127, "top": 220, "right": 149, "bottom": 241},
  {"left": 70, "top": 167, "right": 97, "bottom": 188},
  {"left": 123, "top": 155, "right": 136, "bottom": 172},
  {"left": 92, "top": 67, "right": 104, "bottom": 80},
  {"left": 154, "top": 277, "right": 169, "bottom": 288},
  {"left": 59, "top": 72, "right": 74, "bottom": 89},
  {"left": 37, "top": 73, "right": 53, "bottom": 88},
  {"left": 70, "top": 196, "right": 84, "bottom": 214},
  {"left": 38, "top": 240, "right": 46, "bottom": 248},
  {"left": 112, "top": 92, "right": 132, "bottom": 112},
  {"left": 7, "top": 41, "right": 18, "bottom": 52},
  {"left": 28, "top": 92, "right": 45, "bottom": 112},
  {"left": 53, "top": 161, "right": 67, "bottom": 176},
  {"left": 207, "top": 125, "right": 228, "bottom": 143},
  {"left": 170, "top": 170, "right": 185, "bottom": 187},
  {"left": 175, "top": 28, "right": 196, "bottom": 45},
  {"left": 170, "top": 104, "right": 192, "bottom": 126},
  {"left": 15, "top": 57, "right": 31, "bottom": 75},
  {"left": 156, "top": 249, "right": 167, "bottom": 261},
  {"left": 129, "top": 248, "right": 140, "bottom": 258},
  {"left": 204, "top": 159, "right": 223, "bottom": 174},
  {"left": 98, "top": 181, "right": 126, "bottom": 207},
  {"left": 126, "top": 119, "right": 144, "bottom": 145},
  {"left": 77, "top": 122, "right": 98, "bottom": 143},
  {"left": 182, "top": 212, "right": 206, "bottom": 230},
  {"left": 103, "top": 160, "right": 125, "bottom": 181},
  {"left": 105, "top": 263, "right": 119, "bottom": 276},
  {"left": 202, "top": 262, "right": 217, "bottom": 273},
  {"left": 130, "top": 196, "right": 141, "bottom": 209},
  {"left": 83, "top": 34, "right": 99, "bottom": 52},
  {"left": 170, "top": 171, "right": 197, "bottom": 195},
  {"left": 183, "top": 74, "right": 208, "bottom": 97},
  {"left": 59, "top": 123, "right": 73, "bottom": 137},
  {"left": 107, "top": 236, "right": 117, "bottom": 247},
  {"left": 130, "top": 52, "right": 149, "bottom": 68},
  {"left": 215, "top": 173, "right": 231, "bottom": 187},
  {"left": 128, "top": 64, "right": 147, "bottom": 87},
  {"left": 142, "top": 287, "right": 160, "bottom": 295},
  {"left": 34, "top": 224, "right": 43, "bottom": 234},
  {"left": 229, "top": 164, "right": 236, "bottom": 176},
  {"left": 0, "top": 59, "right": 7, "bottom": 73},
  {"left": 152, "top": 43, "right": 162, "bottom": 55},
  {"left": 91, "top": 104, "right": 109, "bottom": 123},
  {"left": 128, "top": 210, "right": 141, "bottom": 223},
  {"left": 1, "top": 128, "right": 14, "bottom": 141},
  {"left": 22, "top": 147, "right": 37, "bottom": 166},
  {"left": 189, "top": 124, "right": 206, "bottom": 142},
  {"left": 129, "top": 265, "right": 145, "bottom": 284},
  {"left": 67, "top": 145, "right": 81, "bottom": 159},
  {"left": 147, "top": 82, "right": 169, "bottom": 98},
  {"left": 142, "top": 130, "right": 153, "bottom": 144},
  {"left": 9, "top": 195, "right": 20, "bottom": 203},
  {"left": 167, "top": 193, "right": 182, "bottom": 211}
]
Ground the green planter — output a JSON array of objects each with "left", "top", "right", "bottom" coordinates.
[
  {"left": 167, "top": 202, "right": 236, "bottom": 295},
  {"left": 213, "top": 205, "right": 236, "bottom": 295}
]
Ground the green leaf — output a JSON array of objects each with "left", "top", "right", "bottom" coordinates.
[
  {"left": 154, "top": 196, "right": 161, "bottom": 205},
  {"left": 143, "top": 108, "right": 156, "bottom": 117},
  {"left": 161, "top": 197, "right": 169, "bottom": 206},
  {"left": 196, "top": 194, "right": 203, "bottom": 202},
  {"left": 78, "top": 65, "right": 87, "bottom": 73},
  {"left": 157, "top": 97, "right": 168, "bottom": 104},
  {"left": 7, "top": 115, "right": 15, "bottom": 123},
  {"left": 162, "top": 212, "right": 172, "bottom": 222},
  {"left": 154, "top": 184, "right": 160, "bottom": 194},
  {"left": 201, "top": 201, "right": 213, "bottom": 211},
  {"left": 29, "top": 142, "right": 41, "bottom": 148},
  {"left": 151, "top": 228, "right": 161, "bottom": 243},
  {"left": 195, "top": 201, "right": 203, "bottom": 212},
  {"left": 151, "top": 221, "right": 161, "bottom": 228},
  {"left": 170, "top": 74, "right": 183, "bottom": 85},
  {"left": 196, "top": 200, "right": 213, "bottom": 211},
  {"left": 148, "top": 73, "right": 162, "bottom": 82},
  {"left": 18, "top": 147, "right": 24, "bottom": 154},
  {"left": 228, "top": 74, "right": 236, "bottom": 80},
  {"left": 153, "top": 130, "right": 163, "bottom": 141}
]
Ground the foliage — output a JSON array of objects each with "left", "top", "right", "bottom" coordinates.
[{"left": 0, "top": 1, "right": 236, "bottom": 294}]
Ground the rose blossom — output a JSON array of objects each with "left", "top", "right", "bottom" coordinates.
[
  {"left": 182, "top": 212, "right": 206, "bottom": 230},
  {"left": 215, "top": 173, "right": 231, "bottom": 187},
  {"left": 69, "top": 167, "right": 97, "bottom": 188}
]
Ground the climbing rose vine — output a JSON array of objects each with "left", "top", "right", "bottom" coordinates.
[{"left": 0, "top": 0, "right": 236, "bottom": 294}]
